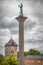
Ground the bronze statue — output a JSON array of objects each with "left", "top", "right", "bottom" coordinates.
[{"left": 18, "top": 3, "right": 23, "bottom": 16}]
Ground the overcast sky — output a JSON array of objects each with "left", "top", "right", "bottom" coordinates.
[{"left": 0, "top": 0, "right": 43, "bottom": 55}]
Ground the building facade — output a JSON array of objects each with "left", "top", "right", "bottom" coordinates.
[
  {"left": 5, "top": 39, "right": 18, "bottom": 58},
  {"left": 24, "top": 55, "right": 43, "bottom": 65}
]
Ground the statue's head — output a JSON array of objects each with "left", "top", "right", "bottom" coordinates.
[{"left": 21, "top": 3, "right": 23, "bottom": 7}]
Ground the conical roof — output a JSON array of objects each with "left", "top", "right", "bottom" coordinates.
[{"left": 5, "top": 39, "right": 18, "bottom": 47}]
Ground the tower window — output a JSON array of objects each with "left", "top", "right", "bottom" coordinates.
[{"left": 11, "top": 47, "right": 14, "bottom": 53}]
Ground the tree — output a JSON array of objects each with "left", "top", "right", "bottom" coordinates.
[
  {"left": 24, "top": 52, "right": 28, "bottom": 56},
  {"left": 6, "top": 54, "right": 18, "bottom": 65},
  {"left": 28, "top": 49, "right": 41, "bottom": 55},
  {"left": 0, "top": 54, "right": 18, "bottom": 65},
  {"left": 1, "top": 61, "right": 9, "bottom": 65},
  {"left": 24, "top": 49, "right": 41, "bottom": 56},
  {"left": 0, "top": 54, "right": 5, "bottom": 64}
]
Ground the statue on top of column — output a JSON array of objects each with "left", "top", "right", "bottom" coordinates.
[{"left": 18, "top": 3, "right": 23, "bottom": 16}]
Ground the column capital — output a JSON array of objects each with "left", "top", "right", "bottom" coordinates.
[{"left": 15, "top": 15, "right": 27, "bottom": 22}]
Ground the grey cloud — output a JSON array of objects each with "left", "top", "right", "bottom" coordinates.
[
  {"left": 0, "top": 30, "right": 9, "bottom": 37},
  {"left": 33, "top": 26, "right": 43, "bottom": 40},
  {"left": 29, "top": 0, "right": 43, "bottom": 44},
  {"left": 28, "top": 0, "right": 43, "bottom": 21},
  {"left": 0, "top": 16, "right": 19, "bottom": 36},
  {"left": 0, "top": 0, "right": 43, "bottom": 53},
  {"left": 0, "top": 45, "right": 3, "bottom": 54},
  {"left": 25, "top": 38, "right": 43, "bottom": 44},
  {"left": 0, "top": 0, "right": 20, "bottom": 2},
  {"left": 29, "top": 0, "right": 43, "bottom": 5},
  {"left": 0, "top": 16, "right": 37, "bottom": 35},
  {"left": 38, "top": 46, "right": 43, "bottom": 50},
  {"left": 37, "top": 46, "right": 43, "bottom": 53},
  {"left": 24, "top": 19, "right": 36, "bottom": 31},
  {"left": 0, "top": 32, "right": 6, "bottom": 36},
  {"left": 37, "top": 26, "right": 43, "bottom": 34},
  {"left": 0, "top": 45, "right": 3, "bottom": 50},
  {"left": 0, "top": 16, "right": 18, "bottom": 29},
  {"left": 10, "top": 27, "right": 19, "bottom": 35},
  {"left": 33, "top": 10, "right": 43, "bottom": 22},
  {"left": 0, "top": 44, "right": 4, "bottom": 55},
  {"left": 0, "top": 0, "right": 18, "bottom": 17}
]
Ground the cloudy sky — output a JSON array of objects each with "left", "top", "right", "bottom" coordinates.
[{"left": 0, "top": 0, "right": 43, "bottom": 55}]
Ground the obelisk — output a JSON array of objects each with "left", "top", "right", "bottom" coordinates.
[{"left": 15, "top": 3, "right": 27, "bottom": 65}]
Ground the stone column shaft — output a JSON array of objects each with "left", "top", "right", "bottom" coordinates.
[
  {"left": 15, "top": 16, "right": 27, "bottom": 65},
  {"left": 19, "top": 22, "right": 24, "bottom": 65}
]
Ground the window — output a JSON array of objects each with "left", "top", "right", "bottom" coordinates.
[
  {"left": 31, "top": 60, "right": 34, "bottom": 65},
  {"left": 11, "top": 47, "right": 14, "bottom": 53},
  {"left": 42, "top": 61, "right": 43, "bottom": 65},
  {"left": 27, "top": 60, "right": 30, "bottom": 65},
  {"left": 38, "top": 60, "right": 40, "bottom": 65}
]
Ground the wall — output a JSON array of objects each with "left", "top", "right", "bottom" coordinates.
[
  {"left": 5, "top": 46, "right": 17, "bottom": 58},
  {"left": 24, "top": 59, "right": 43, "bottom": 65}
]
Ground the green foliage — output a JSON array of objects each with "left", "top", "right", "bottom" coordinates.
[
  {"left": 28, "top": 49, "right": 41, "bottom": 55},
  {"left": 24, "top": 52, "right": 28, "bottom": 56},
  {"left": 24, "top": 49, "right": 41, "bottom": 56},
  {"left": 0, "top": 54, "right": 18, "bottom": 65},
  {"left": 0, "top": 54, "right": 5, "bottom": 64},
  {"left": 1, "top": 61, "right": 9, "bottom": 65},
  {"left": 6, "top": 54, "right": 18, "bottom": 65}
]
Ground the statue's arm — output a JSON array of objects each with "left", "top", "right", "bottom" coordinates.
[{"left": 18, "top": 5, "right": 20, "bottom": 7}]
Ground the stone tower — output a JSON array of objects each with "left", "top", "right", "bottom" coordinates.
[
  {"left": 15, "top": 3, "right": 27, "bottom": 65},
  {"left": 5, "top": 39, "right": 18, "bottom": 58}
]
